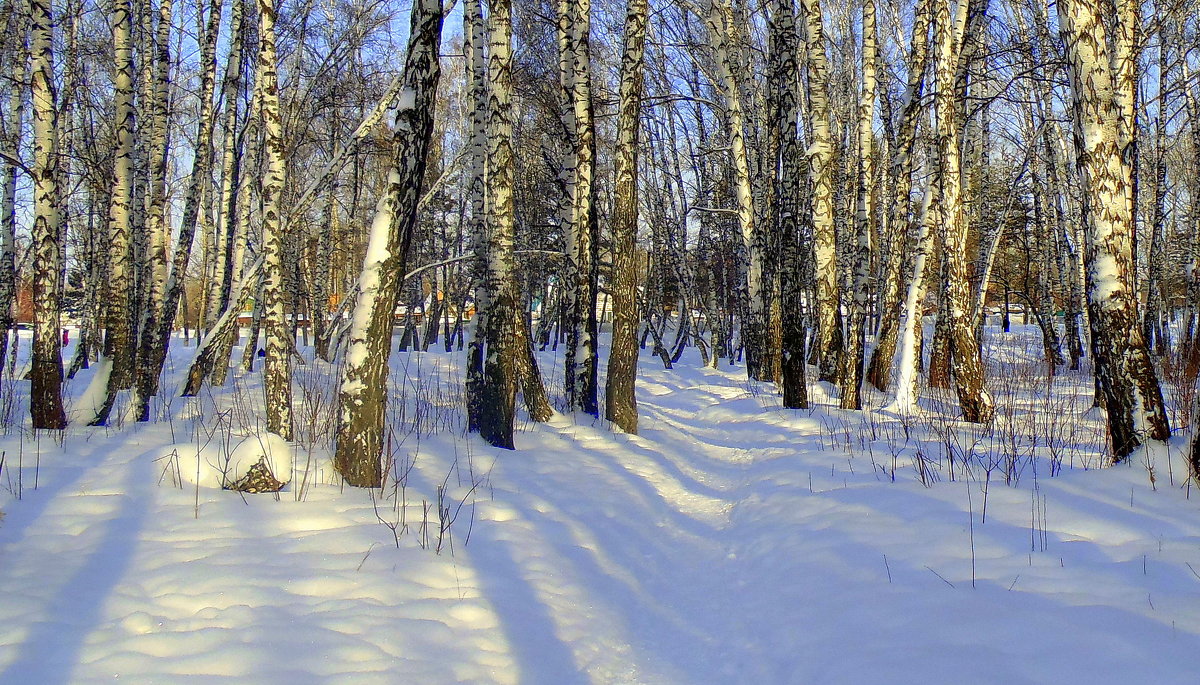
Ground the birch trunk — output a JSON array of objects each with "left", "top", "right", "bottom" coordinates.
[
  {"left": 800, "top": 0, "right": 841, "bottom": 383},
  {"left": 604, "top": 0, "right": 649, "bottom": 433},
  {"left": 706, "top": 0, "right": 768, "bottom": 382},
  {"left": 889, "top": 184, "right": 936, "bottom": 412},
  {"left": 28, "top": 0, "right": 65, "bottom": 429},
  {"left": 471, "top": 0, "right": 519, "bottom": 447},
  {"left": 866, "top": 0, "right": 931, "bottom": 393},
  {"left": 464, "top": 0, "right": 488, "bottom": 434},
  {"left": 334, "top": 0, "right": 445, "bottom": 488},
  {"left": 0, "top": 5, "right": 25, "bottom": 378},
  {"left": 1058, "top": 0, "right": 1170, "bottom": 460},
  {"left": 933, "top": 0, "right": 992, "bottom": 422},
  {"left": 257, "top": 0, "right": 292, "bottom": 440},
  {"left": 559, "top": 0, "right": 599, "bottom": 415},
  {"left": 133, "top": 0, "right": 221, "bottom": 421},
  {"left": 840, "top": 0, "right": 877, "bottom": 410},
  {"left": 90, "top": 0, "right": 138, "bottom": 425},
  {"left": 133, "top": 0, "right": 174, "bottom": 417},
  {"left": 771, "top": 0, "right": 807, "bottom": 409}
]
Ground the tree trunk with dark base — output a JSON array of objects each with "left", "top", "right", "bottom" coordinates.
[
  {"left": 28, "top": 0, "right": 65, "bottom": 430},
  {"left": 604, "top": 0, "right": 648, "bottom": 434},
  {"left": 772, "top": 0, "right": 807, "bottom": 410},
  {"left": 334, "top": 0, "right": 445, "bottom": 487},
  {"left": 1059, "top": 0, "right": 1169, "bottom": 460}
]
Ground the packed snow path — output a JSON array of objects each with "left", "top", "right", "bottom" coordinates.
[{"left": 1, "top": 341, "right": 1200, "bottom": 683}]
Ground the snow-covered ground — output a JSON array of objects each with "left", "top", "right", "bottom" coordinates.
[{"left": 0, "top": 326, "right": 1198, "bottom": 684}]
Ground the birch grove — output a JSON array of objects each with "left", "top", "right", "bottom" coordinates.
[{"left": 1, "top": 0, "right": 1198, "bottom": 486}]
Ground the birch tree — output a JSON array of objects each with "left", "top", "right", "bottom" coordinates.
[
  {"left": 132, "top": 0, "right": 174, "bottom": 416},
  {"left": 133, "top": 0, "right": 222, "bottom": 421},
  {"left": 28, "top": 0, "right": 65, "bottom": 429},
  {"left": 800, "top": 0, "right": 841, "bottom": 383},
  {"left": 334, "top": 0, "right": 445, "bottom": 487},
  {"left": 772, "top": 0, "right": 808, "bottom": 409},
  {"left": 932, "top": 0, "right": 992, "bottom": 423},
  {"left": 839, "top": 0, "right": 877, "bottom": 410},
  {"left": 705, "top": 0, "right": 770, "bottom": 382},
  {"left": 866, "top": 0, "right": 931, "bottom": 393},
  {"left": 89, "top": 0, "right": 138, "bottom": 425},
  {"left": 0, "top": 3, "right": 25, "bottom": 378},
  {"left": 258, "top": 0, "right": 292, "bottom": 440},
  {"left": 469, "top": 0, "right": 539, "bottom": 448},
  {"left": 1057, "top": 0, "right": 1170, "bottom": 459},
  {"left": 604, "top": 0, "right": 649, "bottom": 433},
  {"left": 559, "top": 0, "right": 599, "bottom": 415}
]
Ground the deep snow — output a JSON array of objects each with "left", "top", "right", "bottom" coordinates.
[{"left": 0, "top": 325, "right": 1198, "bottom": 684}]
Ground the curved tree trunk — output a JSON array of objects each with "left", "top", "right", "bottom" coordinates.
[
  {"left": 334, "top": 0, "right": 445, "bottom": 488},
  {"left": 706, "top": 0, "right": 768, "bottom": 382},
  {"left": 866, "top": 0, "right": 931, "bottom": 393}
]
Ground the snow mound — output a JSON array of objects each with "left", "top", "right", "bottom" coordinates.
[{"left": 166, "top": 433, "right": 293, "bottom": 490}]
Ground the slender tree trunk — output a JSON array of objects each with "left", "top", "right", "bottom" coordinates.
[
  {"left": 334, "top": 0, "right": 445, "bottom": 488},
  {"left": 470, "top": 0, "right": 551, "bottom": 447},
  {"left": 132, "top": 0, "right": 174, "bottom": 417},
  {"left": 464, "top": 0, "right": 489, "bottom": 434},
  {"left": 604, "top": 0, "right": 648, "bottom": 433},
  {"left": 557, "top": 0, "right": 600, "bottom": 415},
  {"left": 800, "top": 0, "right": 841, "bottom": 383},
  {"left": 771, "top": 0, "right": 807, "bottom": 409},
  {"left": 27, "top": 0, "right": 65, "bottom": 429},
  {"left": 840, "top": 0, "right": 877, "bottom": 410},
  {"left": 201, "top": 0, "right": 246, "bottom": 361},
  {"left": 257, "top": 0, "right": 292, "bottom": 440},
  {"left": 0, "top": 6, "right": 26, "bottom": 379},
  {"left": 866, "top": 0, "right": 931, "bottom": 393},
  {"left": 134, "top": 0, "right": 221, "bottom": 421},
  {"left": 890, "top": 184, "right": 936, "bottom": 412},
  {"left": 706, "top": 0, "right": 768, "bottom": 382},
  {"left": 90, "top": 0, "right": 138, "bottom": 425},
  {"left": 933, "top": 0, "right": 992, "bottom": 422}
]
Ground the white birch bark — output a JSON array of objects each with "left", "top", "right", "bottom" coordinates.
[
  {"left": 865, "top": 0, "right": 931, "bottom": 393},
  {"left": 134, "top": 0, "right": 222, "bottom": 421},
  {"left": 772, "top": 0, "right": 808, "bottom": 409},
  {"left": 706, "top": 0, "right": 768, "bottom": 381},
  {"left": 1058, "top": 0, "right": 1170, "bottom": 459},
  {"left": 89, "top": 0, "right": 138, "bottom": 425},
  {"left": 0, "top": 4, "right": 26, "bottom": 377},
  {"left": 933, "top": 0, "right": 993, "bottom": 423},
  {"left": 28, "top": 0, "right": 65, "bottom": 429},
  {"left": 334, "top": 0, "right": 445, "bottom": 487},
  {"left": 560, "top": 0, "right": 599, "bottom": 414},
  {"left": 800, "top": 0, "right": 841, "bottom": 382},
  {"left": 840, "top": 0, "right": 877, "bottom": 410},
  {"left": 257, "top": 0, "right": 292, "bottom": 440}
]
